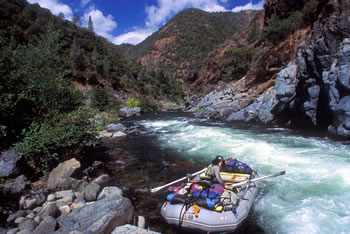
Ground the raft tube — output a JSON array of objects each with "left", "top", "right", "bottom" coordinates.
[{"left": 161, "top": 178, "right": 258, "bottom": 233}]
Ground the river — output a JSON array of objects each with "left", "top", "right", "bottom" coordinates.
[{"left": 117, "top": 111, "right": 350, "bottom": 233}]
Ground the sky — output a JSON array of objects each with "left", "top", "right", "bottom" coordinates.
[{"left": 27, "top": 0, "right": 264, "bottom": 45}]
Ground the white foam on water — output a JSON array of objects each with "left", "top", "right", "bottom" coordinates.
[{"left": 139, "top": 119, "right": 350, "bottom": 233}]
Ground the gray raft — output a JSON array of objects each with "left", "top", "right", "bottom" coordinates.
[{"left": 161, "top": 177, "right": 259, "bottom": 233}]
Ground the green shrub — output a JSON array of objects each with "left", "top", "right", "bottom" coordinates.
[
  {"left": 126, "top": 97, "right": 141, "bottom": 107},
  {"left": 222, "top": 46, "right": 256, "bottom": 81},
  {"left": 15, "top": 109, "right": 96, "bottom": 169},
  {"left": 260, "top": 0, "right": 316, "bottom": 45},
  {"left": 93, "top": 110, "right": 120, "bottom": 133},
  {"left": 91, "top": 87, "right": 109, "bottom": 111},
  {"left": 140, "top": 98, "right": 160, "bottom": 112},
  {"left": 0, "top": 24, "right": 83, "bottom": 150}
]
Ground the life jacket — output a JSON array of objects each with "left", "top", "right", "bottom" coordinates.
[{"left": 199, "top": 164, "right": 214, "bottom": 181}]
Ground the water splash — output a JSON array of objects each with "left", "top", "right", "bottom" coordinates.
[{"left": 137, "top": 117, "right": 350, "bottom": 233}]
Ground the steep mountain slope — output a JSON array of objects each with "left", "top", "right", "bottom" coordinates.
[
  {"left": 188, "top": 0, "right": 350, "bottom": 139},
  {"left": 122, "top": 8, "right": 257, "bottom": 83},
  {"left": 0, "top": 0, "right": 182, "bottom": 100}
]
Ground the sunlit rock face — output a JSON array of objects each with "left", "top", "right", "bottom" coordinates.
[{"left": 189, "top": 0, "right": 350, "bottom": 138}]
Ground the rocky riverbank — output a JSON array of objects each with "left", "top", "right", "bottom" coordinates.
[
  {"left": 0, "top": 121, "right": 164, "bottom": 234},
  {"left": 1, "top": 111, "right": 206, "bottom": 234}
]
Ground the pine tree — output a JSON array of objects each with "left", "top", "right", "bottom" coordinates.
[
  {"left": 58, "top": 12, "right": 65, "bottom": 20},
  {"left": 88, "top": 16, "right": 94, "bottom": 32},
  {"left": 72, "top": 14, "right": 82, "bottom": 27}
]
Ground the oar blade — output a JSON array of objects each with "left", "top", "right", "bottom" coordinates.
[{"left": 274, "top": 171, "right": 286, "bottom": 177}]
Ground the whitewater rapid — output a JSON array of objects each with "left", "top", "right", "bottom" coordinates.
[{"left": 136, "top": 116, "right": 350, "bottom": 233}]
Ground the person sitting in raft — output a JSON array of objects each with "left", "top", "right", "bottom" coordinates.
[{"left": 208, "top": 155, "right": 225, "bottom": 186}]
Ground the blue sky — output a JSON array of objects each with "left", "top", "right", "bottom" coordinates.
[{"left": 28, "top": 0, "right": 264, "bottom": 45}]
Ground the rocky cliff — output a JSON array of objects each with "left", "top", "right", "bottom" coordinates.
[{"left": 188, "top": 0, "right": 350, "bottom": 139}]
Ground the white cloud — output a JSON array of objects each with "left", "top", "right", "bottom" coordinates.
[
  {"left": 113, "top": 29, "right": 153, "bottom": 45},
  {"left": 231, "top": 0, "right": 264, "bottom": 12},
  {"left": 80, "top": 0, "right": 92, "bottom": 8},
  {"left": 115, "top": 0, "right": 229, "bottom": 45},
  {"left": 28, "top": 0, "right": 73, "bottom": 19},
  {"left": 145, "top": 0, "right": 229, "bottom": 29},
  {"left": 83, "top": 8, "right": 117, "bottom": 41}
]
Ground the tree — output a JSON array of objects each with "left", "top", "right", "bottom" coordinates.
[
  {"left": 72, "top": 14, "right": 82, "bottom": 27},
  {"left": 88, "top": 16, "right": 94, "bottom": 32},
  {"left": 58, "top": 12, "right": 65, "bottom": 20}
]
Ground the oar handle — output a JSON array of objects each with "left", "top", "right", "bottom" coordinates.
[{"left": 151, "top": 167, "right": 207, "bottom": 193}]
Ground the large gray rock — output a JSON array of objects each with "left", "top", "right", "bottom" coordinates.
[
  {"left": 92, "top": 174, "right": 110, "bottom": 187},
  {"left": 119, "top": 107, "right": 141, "bottom": 118},
  {"left": 107, "top": 123, "right": 127, "bottom": 132},
  {"left": 33, "top": 216, "right": 57, "bottom": 234},
  {"left": 18, "top": 218, "right": 37, "bottom": 231},
  {"left": 83, "top": 182, "right": 100, "bottom": 201},
  {"left": 4, "top": 175, "right": 28, "bottom": 195},
  {"left": 275, "top": 62, "right": 298, "bottom": 103},
  {"left": 48, "top": 159, "right": 80, "bottom": 190},
  {"left": 19, "top": 191, "right": 46, "bottom": 210},
  {"left": 55, "top": 190, "right": 74, "bottom": 200},
  {"left": 328, "top": 95, "right": 350, "bottom": 137},
  {"left": 111, "top": 224, "right": 160, "bottom": 234},
  {"left": 227, "top": 88, "right": 278, "bottom": 124},
  {"left": 97, "top": 186, "right": 122, "bottom": 200},
  {"left": 38, "top": 203, "right": 60, "bottom": 219},
  {"left": 56, "top": 195, "right": 133, "bottom": 234},
  {"left": 0, "top": 150, "right": 22, "bottom": 178}
]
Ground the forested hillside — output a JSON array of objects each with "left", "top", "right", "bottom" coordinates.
[
  {"left": 121, "top": 8, "right": 257, "bottom": 83},
  {"left": 0, "top": 0, "right": 182, "bottom": 167}
]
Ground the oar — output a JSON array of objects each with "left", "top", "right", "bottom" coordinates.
[
  {"left": 151, "top": 167, "right": 208, "bottom": 193},
  {"left": 230, "top": 171, "right": 286, "bottom": 188}
]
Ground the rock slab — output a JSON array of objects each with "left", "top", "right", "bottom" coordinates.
[{"left": 56, "top": 195, "right": 133, "bottom": 233}]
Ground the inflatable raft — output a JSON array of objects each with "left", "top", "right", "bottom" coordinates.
[{"left": 161, "top": 161, "right": 259, "bottom": 233}]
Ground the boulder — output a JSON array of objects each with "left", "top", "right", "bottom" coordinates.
[
  {"left": 112, "top": 131, "right": 127, "bottom": 139},
  {"left": 48, "top": 158, "right": 81, "bottom": 190},
  {"left": 16, "top": 230, "right": 32, "bottom": 234},
  {"left": 107, "top": 123, "right": 127, "bottom": 132},
  {"left": 119, "top": 107, "right": 141, "bottom": 118},
  {"left": 328, "top": 95, "right": 350, "bottom": 137},
  {"left": 56, "top": 195, "right": 133, "bottom": 234},
  {"left": 33, "top": 216, "right": 57, "bottom": 234},
  {"left": 4, "top": 175, "right": 28, "bottom": 195},
  {"left": 18, "top": 218, "right": 37, "bottom": 231},
  {"left": 97, "top": 186, "right": 122, "bottom": 200},
  {"left": 98, "top": 130, "right": 114, "bottom": 138},
  {"left": 55, "top": 190, "right": 74, "bottom": 200},
  {"left": 83, "top": 182, "right": 100, "bottom": 201},
  {"left": 38, "top": 203, "right": 60, "bottom": 219},
  {"left": 19, "top": 190, "right": 48, "bottom": 210},
  {"left": 92, "top": 174, "right": 111, "bottom": 188},
  {"left": 0, "top": 149, "right": 22, "bottom": 178},
  {"left": 111, "top": 224, "right": 160, "bottom": 234},
  {"left": 6, "top": 228, "right": 19, "bottom": 234}
]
